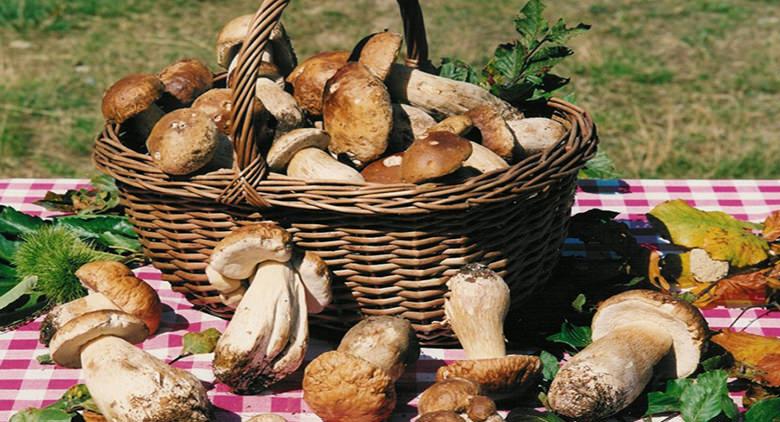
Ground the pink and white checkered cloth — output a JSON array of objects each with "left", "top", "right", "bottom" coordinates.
[{"left": 1, "top": 179, "right": 779, "bottom": 421}]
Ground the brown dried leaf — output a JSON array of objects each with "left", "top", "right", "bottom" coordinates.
[
  {"left": 712, "top": 329, "right": 780, "bottom": 387},
  {"left": 763, "top": 211, "right": 780, "bottom": 242},
  {"left": 691, "top": 269, "right": 779, "bottom": 308}
]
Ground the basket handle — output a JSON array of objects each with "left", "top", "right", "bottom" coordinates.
[{"left": 221, "top": 0, "right": 431, "bottom": 207}]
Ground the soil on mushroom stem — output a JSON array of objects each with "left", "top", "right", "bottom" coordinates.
[{"left": 1, "top": 0, "right": 778, "bottom": 178}]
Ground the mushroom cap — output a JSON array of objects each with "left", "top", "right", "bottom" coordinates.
[
  {"left": 401, "top": 131, "right": 473, "bottom": 184},
  {"left": 418, "top": 377, "right": 481, "bottom": 414},
  {"left": 337, "top": 316, "right": 420, "bottom": 381},
  {"left": 146, "top": 108, "right": 220, "bottom": 175},
  {"left": 192, "top": 88, "right": 233, "bottom": 134},
  {"left": 506, "top": 117, "right": 566, "bottom": 155},
  {"left": 591, "top": 289, "right": 708, "bottom": 378},
  {"left": 323, "top": 62, "right": 393, "bottom": 167},
  {"left": 417, "top": 411, "right": 467, "bottom": 422},
  {"left": 292, "top": 250, "right": 332, "bottom": 314},
  {"left": 389, "top": 103, "right": 436, "bottom": 152},
  {"left": 75, "top": 261, "right": 162, "bottom": 335},
  {"left": 205, "top": 264, "right": 244, "bottom": 294},
  {"left": 352, "top": 31, "right": 403, "bottom": 81},
  {"left": 50, "top": 310, "right": 149, "bottom": 368},
  {"left": 466, "top": 106, "right": 517, "bottom": 162},
  {"left": 158, "top": 58, "right": 213, "bottom": 107},
  {"left": 246, "top": 415, "right": 288, "bottom": 422},
  {"left": 287, "top": 148, "right": 366, "bottom": 183},
  {"left": 216, "top": 14, "right": 253, "bottom": 68},
  {"left": 101, "top": 73, "right": 164, "bottom": 123},
  {"left": 467, "top": 395, "right": 498, "bottom": 422},
  {"left": 287, "top": 51, "right": 350, "bottom": 116},
  {"left": 209, "top": 222, "right": 292, "bottom": 280},
  {"left": 266, "top": 128, "right": 330, "bottom": 171},
  {"left": 303, "top": 350, "right": 396, "bottom": 422},
  {"left": 361, "top": 153, "right": 404, "bottom": 184},
  {"left": 436, "top": 355, "right": 542, "bottom": 393}
]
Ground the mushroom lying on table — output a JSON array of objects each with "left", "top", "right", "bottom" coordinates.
[
  {"left": 209, "top": 223, "right": 333, "bottom": 394},
  {"left": 247, "top": 414, "right": 288, "bottom": 422},
  {"left": 417, "top": 377, "right": 504, "bottom": 422},
  {"left": 436, "top": 264, "right": 541, "bottom": 394},
  {"left": 50, "top": 310, "right": 211, "bottom": 421},
  {"left": 40, "top": 261, "right": 161, "bottom": 346},
  {"left": 548, "top": 289, "right": 708, "bottom": 421},
  {"left": 303, "top": 316, "right": 419, "bottom": 422}
]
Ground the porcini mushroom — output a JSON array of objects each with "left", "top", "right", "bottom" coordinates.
[
  {"left": 256, "top": 77, "right": 305, "bottom": 134},
  {"left": 548, "top": 289, "right": 708, "bottom": 421},
  {"left": 192, "top": 88, "right": 233, "bottom": 135},
  {"left": 287, "top": 148, "right": 365, "bottom": 183},
  {"left": 418, "top": 378, "right": 504, "bottom": 422},
  {"left": 287, "top": 51, "right": 350, "bottom": 116},
  {"left": 426, "top": 115, "right": 473, "bottom": 137},
  {"left": 352, "top": 31, "right": 403, "bottom": 81},
  {"left": 247, "top": 415, "right": 288, "bottom": 422},
  {"left": 50, "top": 310, "right": 211, "bottom": 421},
  {"left": 361, "top": 153, "right": 404, "bottom": 184},
  {"left": 266, "top": 128, "right": 330, "bottom": 172},
  {"left": 436, "top": 264, "right": 541, "bottom": 393},
  {"left": 146, "top": 108, "right": 220, "bottom": 175},
  {"left": 401, "top": 132, "right": 473, "bottom": 184},
  {"left": 216, "top": 14, "right": 273, "bottom": 70},
  {"left": 466, "top": 106, "right": 518, "bottom": 162},
  {"left": 389, "top": 103, "right": 436, "bottom": 152},
  {"left": 40, "top": 261, "right": 162, "bottom": 346},
  {"left": 101, "top": 73, "right": 165, "bottom": 142},
  {"left": 158, "top": 58, "right": 213, "bottom": 109},
  {"left": 291, "top": 250, "right": 332, "bottom": 314},
  {"left": 463, "top": 142, "right": 509, "bottom": 174},
  {"left": 323, "top": 62, "right": 393, "bottom": 168},
  {"left": 505, "top": 117, "right": 566, "bottom": 156},
  {"left": 303, "top": 316, "right": 419, "bottom": 422},
  {"left": 209, "top": 223, "right": 330, "bottom": 394}
]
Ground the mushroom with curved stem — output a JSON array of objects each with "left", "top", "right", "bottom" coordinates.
[
  {"left": 425, "top": 114, "right": 473, "bottom": 137},
  {"left": 436, "top": 264, "right": 541, "bottom": 394},
  {"left": 466, "top": 106, "right": 518, "bottom": 163},
  {"left": 303, "top": 316, "right": 419, "bottom": 421},
  {"left": 158, "top": 58, "right": 213, "bottom": 109},
  {"left": 50, "top": 310, "right": 211, "bottom": 421},
  {"left": 351, "top": 31, "right": 403, "bottom": 81},
  {"left": 287, "top": 51, "right": 350, "bottom": 116},
  {"left": 40, "top": 261, "right": 162, "bottom": 346},
  {"left": 291, "top": 250, "right": 333, "bottom": 314},
  {"left": 462, "top": 142, "right": 509, "bottom": 175},
  {"left": 505, "top": 117, "right": 567, "bottom": 156},
  {"left": 146, "top": 108, "right": 220, "bottom": 175},
  {"left": 548, "top": 289, "right": 708, "bottom": 421},
  {"left": 101, "top": 73, "right": 165, "bottom": 144}
]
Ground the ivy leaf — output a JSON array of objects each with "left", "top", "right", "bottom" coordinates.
[
  {"left": 745, "top": 398, "right": 780, "bottom": 422},
  {"left": 0, "top": 206, "right": 45, "bottom": 237},
  {"left": 571, "top": 293, "right": 586, "bottom": 312},
  {"left": 36, "top": 353, "right": 54, "bottom": 365},
  {"left": 546, "top": 321, "right": 591, "bottom": 350},
  {"left": 712, "top": 329, "right": 780, "bottom": 386},
  {"left": 648, "top": 199, "right": 769, "bottom": 268},
  {"left": 539, "top": 350, "right": 559, "bottom": 382}
]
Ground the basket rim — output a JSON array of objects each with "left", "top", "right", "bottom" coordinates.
[{"left": 94, "top": 90, "right": 597, "bottom": 216}]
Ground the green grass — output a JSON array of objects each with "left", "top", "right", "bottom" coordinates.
[{"left": 0, "top": 0, "right": 778, "bottom": 178}]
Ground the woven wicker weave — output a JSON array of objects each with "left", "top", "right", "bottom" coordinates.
[{"left": 93, "top": 0, "right": 597, "bottom": 345}]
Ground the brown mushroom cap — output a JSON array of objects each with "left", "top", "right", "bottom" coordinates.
[
  {"left": 50, "top": 310, "right": 149, "bottom": 368},
  {"left": 467, "top": 396, "right": 498, "bottom": 422},
  {"left": 361, "top": 153, "right": 404, "bottom": 184},
  {"left": 303, "top": 350, "right": 396, "bottom": 422},
  {"left": 192, "top": 88, "right": 233, "bottom": 135},
  {"left": 401, "top": 132, "right": 473, "bottom": 183},
  {"left": 101, "top": 73, "right": 164, "bottom": 124},
  {"left": 436, "top": 355, "right": 542, "bottom": 393},
  {"left": 466, "top": 106, "right": 517, "bottom": 162},
  {"left": 287, "top": 51, "right": 350, "bottom": 116},
  {"left": 158, "top": 59, "right": 213, "bottom": 107},
  {"left": 352, "top": 31, "right": 403, "bottom": 81},
  {"left": 146, "top": 108, "right": 219, "bottom": 175},
  {"left": 418, "top": 378, "right": 481, "bottom": 414},
  {"left": 323, "top": 62, "right": 393, "bottom": 167},
  {"left": 389, "top": 103, "right": 436, "bottom": 152},
  {"left": 417, "top": 411, "right": 467, "bottom": 422},
  {"left": 337, "top": 316, "right": 420, "bottom": 382},
  {"left": 591, "top": 289, "right": 708, "bottom": 378},
  {"left": 75, "top": 261, "right": 162, "bottom": 335},
  {"left": 216, "top": 14, "right": 253, "bottom": 68}
]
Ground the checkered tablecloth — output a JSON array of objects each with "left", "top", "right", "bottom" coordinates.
[{"left": 1, "top": 179, "right": 779, "bottom": 421}]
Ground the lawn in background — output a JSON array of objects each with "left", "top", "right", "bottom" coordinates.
[{"left": 0, "top": 0, "right": 778, "bottom": 178}]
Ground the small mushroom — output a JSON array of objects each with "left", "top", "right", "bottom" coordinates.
[
  {"left": 287, "top": 51, "right": 350, "bottom": 116},
  {"left": 418, "top": 377, "right": 481, "bottom": 414},
  {"left": 247, "top": 415, "right": 288, "bottom": 422},
  {"left": 303, "top": 317, "right": 418, "bottom": 422},
  {"left": 266, "top": 128, "right": 330, "bottom": 172},
  {"left": 548, "top": 290, "right": 708, "bottom": 421},
  {"left": 361, "top": 153, "right": 404, "bottom": 184},
  {"left": 323, "top": 62, "right": 393, "bottom": 168},
  {"left": 267, "top": 23, "right": 298, "bottom": 77},
  {"left": 466, "top": 106, "right": 518, "bottom": 162},
  {"left": 50, "top": 310, "right": 211, "bottom": 421},
  {"left": 158, "top": 58, "right": 213, "bottom": 109},
  {"left": 291, "top": 250, "right": 332, "bottom": 314},
  {"left": 401, "top": 132, "right": 473, "bottom": 184},
  {"left": 40, "top": 261, "right": 162, "bottom": 346},
  {"left": 101, "top": 73, "right": 165, "bottom": 142},
  {"left": 436, "top": 264, "right": 541, "bottom": 393},
  {"left": 352, "top": 31, "right": 403, "bottom": 81},
  {"left": 146, "top": 108, "right": 220, "bottom": 175},
  {"left": 426, "top": 115, "right": 473, "bottom": 137},
  {"left": 505, "top": 117, "right": 566, "bottom": 156},
  {"left": 463, "top": 142, "right": 509, "bottom": 174},
  {"left": 256, "top": 77, "right": 305, "bottom": 134},
  {"left": 389, "top": 103, "right": 436, "bottom": 152},
  {"left": 337, "top": 316, "right": 420, "bottom": 381},
  {"left": 287, "top": 148, "right": 365, "bottom": 183}
]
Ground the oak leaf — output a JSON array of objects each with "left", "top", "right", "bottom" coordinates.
[
  {"left": 691, "top": 269, "right": 779, "bottom": 308},
  {"left": 763, "top": 211, "right": 780, "bottom": 242},
  {"left": 712, "top": 329, "right": 780, "bottom": 387}
]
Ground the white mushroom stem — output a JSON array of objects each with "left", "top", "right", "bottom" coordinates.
[
  {"left": 129, "top": 104, "right": 164, "bottom": 140},
  {"left": 386, "top": 64, "right": 518, "bottom": 119},
  {"left": 548, "top": 323, "right": 673, "bottom": 420},
  {"left": 287, "top": 148, "right": 365, "bottom": 183},
  {"left": 81, "top": 335, "right": 210, "bottom": 421},
  {"left": 256, "top": 77, "right": 304, "bottom": 133}
]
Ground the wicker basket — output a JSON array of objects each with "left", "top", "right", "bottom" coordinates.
[{"left": 93, "top": 0, "right": 597, "bottom": 346}]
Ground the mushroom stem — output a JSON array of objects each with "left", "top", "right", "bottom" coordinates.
[
  {"left": 40, "top": 293, "right": 119, "bottom": 345},
  {"left": 81, "top": 335, "right": 211, "bottom": 421},
  {"left": 548, "top": 323, "right": 673, "bottom": 421},
  {"left": 128, "top": 103, "right": 164, "bottom": 141}
]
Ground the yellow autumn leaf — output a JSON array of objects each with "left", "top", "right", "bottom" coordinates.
[
  {"left": 712, "top": 329, "right": 780, "bottom": 387},
  {"left": 648, "top": 200, "right": 769, "bottom": 268}
]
